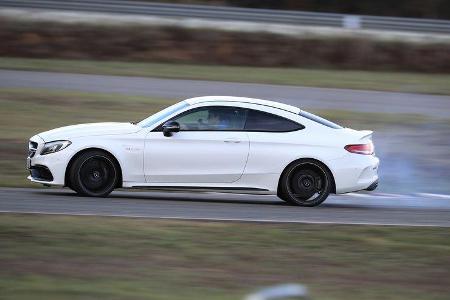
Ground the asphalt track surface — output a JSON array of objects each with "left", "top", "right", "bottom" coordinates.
[
  {"left": 1, "top": 69, "right": 450, "bottom": 117},
  {"left": 1, "top": 188, "right": 450, "bottom": 227},
  {"left": 2, "top": 69, "right": 450, "bottom": 226}
]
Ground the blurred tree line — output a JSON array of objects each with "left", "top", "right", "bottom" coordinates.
[
  {"left": 151, "top": 0, "right": 450, "bottom": 19},
  {"left": 3, "top": 19, "right": 450, "bottom": 72}
]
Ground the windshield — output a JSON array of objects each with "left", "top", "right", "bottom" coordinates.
[
  {"left": 299, "top": 110, "right": 343, "bottom": 129},
  {"left": 137, "top": 101, "right": 189, "bottom": 128}
]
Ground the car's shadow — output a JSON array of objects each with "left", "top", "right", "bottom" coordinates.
[{"left": 32, "top": 188, "right": 373, "bottom": 209}]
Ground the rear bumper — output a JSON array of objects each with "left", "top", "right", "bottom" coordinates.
[
  {"left": 331, "top": 153, "right": 379, "bottom": 194},
  {"left": 365, "top": 180, "right": 378, "bottom": 191}
]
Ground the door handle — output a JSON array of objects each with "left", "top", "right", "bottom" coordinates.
[{"left": 224, "top": 138, "right": 241, "bottom": 143}]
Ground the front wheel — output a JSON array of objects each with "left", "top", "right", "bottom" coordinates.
[
  {"left": 278, "top": 160, "right": 332, "bottom": 207},
  {"left": 69, "top": 150, "right": 119, "bottom": 197}
]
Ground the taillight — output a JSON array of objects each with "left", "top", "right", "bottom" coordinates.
[{"left": 345, "top": 142, "right": 374, "bottom": 155}]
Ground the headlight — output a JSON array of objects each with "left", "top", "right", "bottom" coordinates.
[{"left": 40, "top": 140, "right": 71, "bottom": 155}]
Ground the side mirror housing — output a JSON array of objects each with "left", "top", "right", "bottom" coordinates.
[{"left": 162, "top": 121, "right": 180, "bottom": 137}]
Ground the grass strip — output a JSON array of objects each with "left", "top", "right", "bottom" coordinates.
[{"left": 1, "top": 214, "right": 449, "bottom": 300}]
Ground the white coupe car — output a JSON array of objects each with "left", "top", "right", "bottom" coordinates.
[{"left": 27, "top": 96, "right": 379, "bottom": 206}]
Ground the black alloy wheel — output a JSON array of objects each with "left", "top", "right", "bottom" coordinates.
[
  {"left": 69, "top": 150, "right": 119, "bottom": 197},
  {"left": 278, "top": 160, "right": 331, "bottom": 207}
]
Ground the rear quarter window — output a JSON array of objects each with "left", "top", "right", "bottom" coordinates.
[{"left": 245, "top": 109, "right": 304, "bottom": 132}]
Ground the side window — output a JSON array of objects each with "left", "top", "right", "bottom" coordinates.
[
  {"left": 172, "top": 106, "right": 247, "bottom": 131},
  {"left": 244, "top": 109, "right": 304, "bottom": 132}
]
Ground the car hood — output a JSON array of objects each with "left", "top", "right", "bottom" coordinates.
[{"left": 37, "top": 122, "right": 141, "bottom": 142}]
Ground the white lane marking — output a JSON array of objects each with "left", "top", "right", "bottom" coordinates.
[
  {"left": 344, "top": 193, "right": 372, "bottom": 198},
  {"left": 416, "top": 193, "right": 450, "bottom": 199},
  {"left": 373, "top": 193, "right": 406, "bottom": 198},
  {"left": 344, "top": 192, "right": 450, "bottom": 199},
  {"left": 340, "top": 192, "right": 407, "bottom": 199},
  {"left": 0, "top": 210, "right": 447, "bottom": 227}
]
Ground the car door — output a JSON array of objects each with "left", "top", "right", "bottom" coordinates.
[
  {"left": 243, "top": 108, "right": 306, "bottom": 177},
  {"left": 144, "top": 106, "right": 249, "bottom": 183}
]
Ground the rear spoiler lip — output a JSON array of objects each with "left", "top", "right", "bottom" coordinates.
[{"left": 358, "top": 130, "right": 373, "bottom": 141}]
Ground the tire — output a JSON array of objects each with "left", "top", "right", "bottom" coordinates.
[
  {"left": 69, "top": 150, "right": 119, "bottom": 197},
  {"left": 278, "top": 159, "right": 332, "bottom": 207}
]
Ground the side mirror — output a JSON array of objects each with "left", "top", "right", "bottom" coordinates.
[{"left": 162, "top": 121, "right": 180, "bottom": 137}]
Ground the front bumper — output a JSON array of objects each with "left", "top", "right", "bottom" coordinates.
[
  {"left": 29, "top": 165, "right": 54, "bottom": 182},
  {"left": 27, "top": 135, "right": 72, "bottom": 186}
]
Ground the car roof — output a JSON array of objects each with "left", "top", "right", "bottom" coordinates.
[{"left": 184, "top": 96, "right": 301, "bottom": 114}]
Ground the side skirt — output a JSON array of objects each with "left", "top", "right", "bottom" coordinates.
[{"left": 130, "top": 186, "right": 272, "bottom": 195}]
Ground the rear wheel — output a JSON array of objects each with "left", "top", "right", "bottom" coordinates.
[
  {"left": 69, "top": 150, "right": 119, "bottom": 197},
  {"left": 278, "top": 160, "right": 331, "bottom": 207}
]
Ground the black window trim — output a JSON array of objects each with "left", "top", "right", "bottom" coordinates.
[
  {"left": 298, "top": 110, "right": 343, "bottom": 129},
  {"left": 152, "top": 105, "right": 305, "bottom": 133}
]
